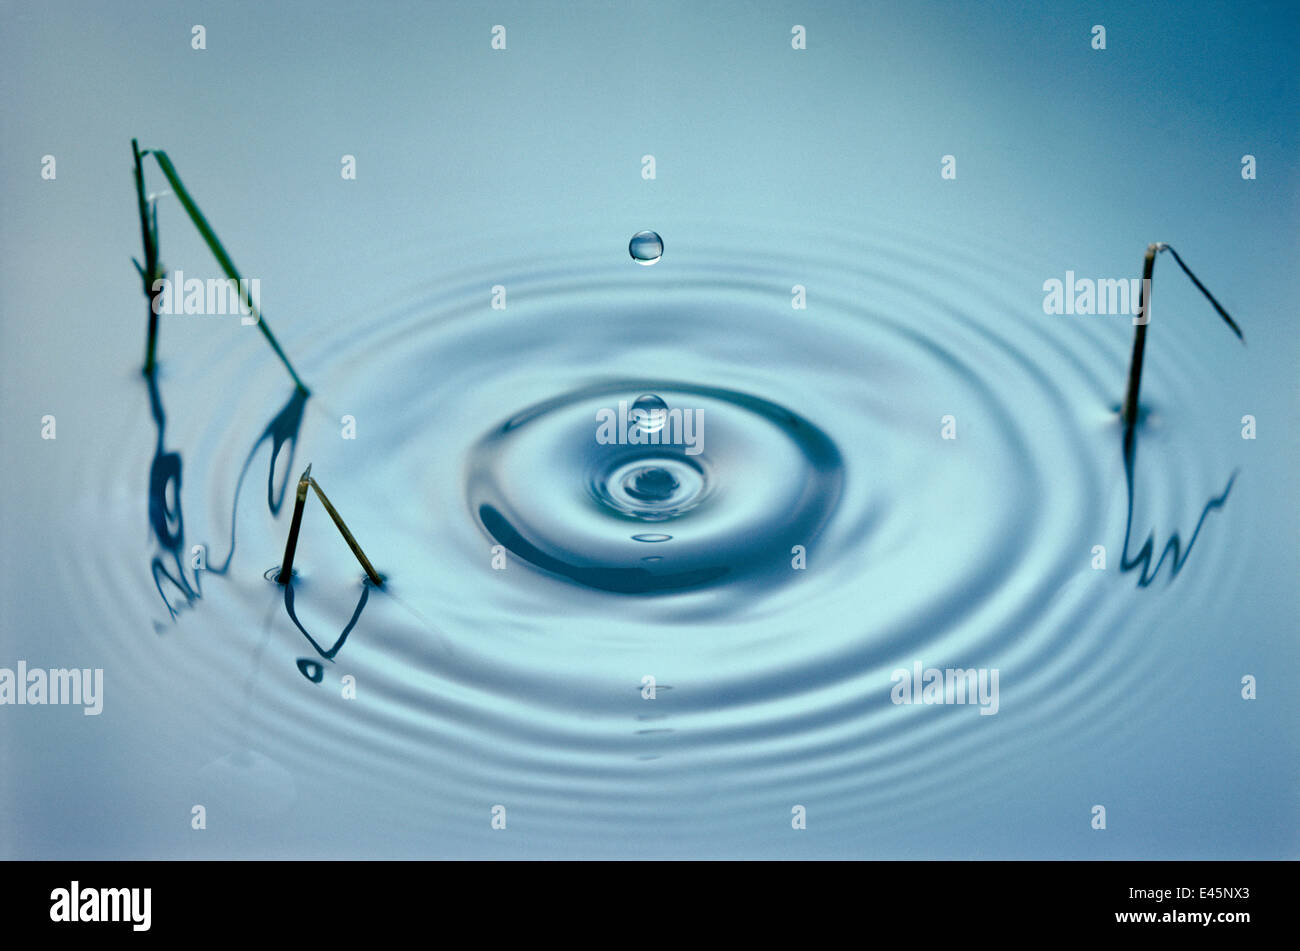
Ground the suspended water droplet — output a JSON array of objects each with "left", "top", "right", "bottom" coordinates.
[
  {"left": 629, "top": 230, "right": 663, "bottom": 265},
  {"left": 632, "top": 533, "right": 672, "bottom": 543},
  {"left": 631, "top": 393, "right": 668, "bottom": 433}
]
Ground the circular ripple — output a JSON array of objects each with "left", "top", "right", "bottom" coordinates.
[
  {"left": 468, "top": 382, "right": 842, "bottom": 593},
  {"left": 53, "top": 215, "right": 1249, "bottom": 853}
]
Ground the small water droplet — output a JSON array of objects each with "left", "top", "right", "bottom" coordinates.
[
  {"left": 629, "top": 230, "right": 663, "bottom": 265},
  {"left": 632, "top": 533, "right": 672, "bottom": 543},
  {"left": 630, "top": 393, "right": 668, "bottom": 433}
]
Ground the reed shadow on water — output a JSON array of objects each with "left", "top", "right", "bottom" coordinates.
[
  {"left": 1117, "top": 243, "right": 1245, "bottom": 588},
  {"left": 134, "top": 138, "right": 378, "bottom": 681}
]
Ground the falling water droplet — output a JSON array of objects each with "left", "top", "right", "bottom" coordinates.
[
  {"left": 629, "top": 230, "right": 663, "bottom": 265},
  {"left": 631, "top": 393, "right": 668, "bottom": 433}
]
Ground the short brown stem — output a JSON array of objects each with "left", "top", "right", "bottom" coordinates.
[
  {"left": 275, "top": 465, "right": 313, "bottom": 584},
  {"left": 308, "top": 478, "right": 384, "bottom": 586}
]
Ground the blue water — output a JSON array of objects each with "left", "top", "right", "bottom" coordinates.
[{"left": 1, "top": 1, "right": 1296, "bottom": 859}]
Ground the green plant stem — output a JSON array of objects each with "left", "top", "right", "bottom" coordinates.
[
  {"left": 1122, "top": 242, "right": 1244, "bottom": 450},
  {"left": 147, "top": 148, "right": 310, "bottom": 395},
  {"left": 133, "top": 139, "right": 161, "bottom": 376},
  {"left": 1122, "top": 243, "right": 1158, "bottom": 434}
]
